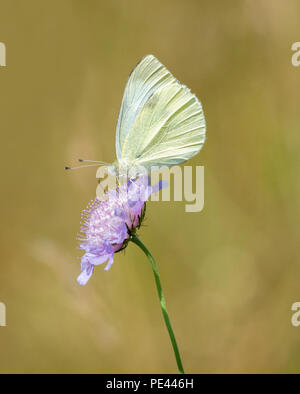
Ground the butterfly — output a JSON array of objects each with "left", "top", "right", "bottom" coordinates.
[{"left": 66, "top": 55, "right": 206, "bottom": 176}]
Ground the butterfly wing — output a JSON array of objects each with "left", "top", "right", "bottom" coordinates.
[
  {"left": 116, "top": 55, "right": 206, "bottom": 170},
  {"left": 116, "top": 55, "right": 177, "bottom": 160}
]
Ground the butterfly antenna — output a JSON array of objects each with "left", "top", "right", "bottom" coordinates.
[
  {"left": 78, "top": 159, "right": 109, "bottom": 165},
  {"left": 65, "top": 163, "right": 103, "bottom": 171}
]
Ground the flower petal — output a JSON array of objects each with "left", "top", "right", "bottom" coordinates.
[
  {"left": 77, "top": 263, "right": 94, "bottom": 286},
  {"left": 151, "top": 180, "right": 169, "bottom": 195},
  {"left": 104, "top": 255, "right": 114, "bottom": 271},
  {"left": 88, "top": 253, "right": 111, "bottom": 266}
]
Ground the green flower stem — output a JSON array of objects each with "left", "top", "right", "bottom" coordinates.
[{"left": 131, "top": 234, "right": 185, "bottom": 374}]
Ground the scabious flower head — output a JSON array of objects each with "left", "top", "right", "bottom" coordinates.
[{"left": 77, "top": 177, "right": 166, "bottom": 285}]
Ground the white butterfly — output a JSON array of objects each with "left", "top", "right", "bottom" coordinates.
[
  {"left": 115, "top": 54, "right": 206, "bottom": 173},
  {"left": 66, "top": 55, "right": 206, "bottom": 175}
]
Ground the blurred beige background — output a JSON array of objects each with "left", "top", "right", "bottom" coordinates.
[{"left": 0, "top": 0, "right": 300, "bottom": 373}]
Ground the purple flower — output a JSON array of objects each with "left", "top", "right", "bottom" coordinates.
[{"left": 77, "top": 177, "right": 167, "bottom": 285}]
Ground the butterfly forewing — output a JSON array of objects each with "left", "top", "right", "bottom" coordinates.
[{"left": 116, "top": 55, "right": 176, "bottom": 160}]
